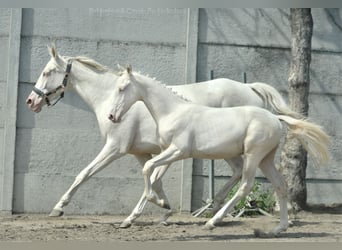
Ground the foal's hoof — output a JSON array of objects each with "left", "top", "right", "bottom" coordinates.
[
  {"left": 119, "top": 220, "right": 132, "bottom": 229},
  {"left": 160, "top": 221, "right": 169, "bottom": 226},
  {"left": 49, "top": 209, "right": 64, "bottom": 217},
  {"left": 203, "top": 221, "right": 215, "bottom": 231}
]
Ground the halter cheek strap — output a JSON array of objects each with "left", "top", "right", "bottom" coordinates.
[{"left": 33, "top": 59, "right": 72, "bottom": 107}]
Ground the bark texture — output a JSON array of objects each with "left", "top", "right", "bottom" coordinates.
[{"left": 280, "top": 8, "right": 313, "bottom": 211}]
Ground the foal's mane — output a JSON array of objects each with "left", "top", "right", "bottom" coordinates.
[{"left": 134, "top": 71, "right": 191, "bottom": 103}]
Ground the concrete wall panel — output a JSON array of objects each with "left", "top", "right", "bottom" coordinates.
[
  {"left": 0, "top": 9, "right": 11, "bottom": 35},
  {"left": 19, "top": 37, "right": 186, "bottom": 86},
  {"left": 21, "top": 8, "right": 188, "bottom": 44}
]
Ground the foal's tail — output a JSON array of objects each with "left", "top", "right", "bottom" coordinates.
[
  {"left": 248, "top": 82, "right": 302, "bottom": 119},
  {"left": 277, "top": 115, "right": 331, "bottom": 166}
]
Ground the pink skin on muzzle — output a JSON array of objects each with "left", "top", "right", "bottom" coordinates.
[{"left": 26, "top": 92, "right": 44, "bottom": 113}]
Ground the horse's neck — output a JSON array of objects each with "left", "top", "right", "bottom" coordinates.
[
  {"left": 136, "top": 75, "right": 186, "bottom": 122},
  {"left": 69, "top": 62, "right": 116, "bottom": 114}
]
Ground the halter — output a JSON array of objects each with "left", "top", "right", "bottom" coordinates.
[{"left": 32, "top": 59, "right": 73, "bottom": 107}]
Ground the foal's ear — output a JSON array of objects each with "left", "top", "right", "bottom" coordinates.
[
  {"left": 126, "top": 64, "right": 132, "bottom": 74},
  {"left": 47, "top": 44, "right": 58, "bottom": 59}
]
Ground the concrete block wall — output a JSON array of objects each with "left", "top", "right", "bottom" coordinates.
[
  {"left": 1, "top": 8, "right": 341, "bottom": 215},
  {"left": 192, "top": 8, "right": 342, "bottom": 209}
]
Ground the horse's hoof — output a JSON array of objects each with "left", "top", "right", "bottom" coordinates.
[
  {"left": 119, "top": 221, "right": 132, "bottom": 229},
  {"left": 254, "top": 229, "right": 278, "bottom": 238},
  {"left": 49, "top": 209, "right": 64, "bottom": 217},
  {"left": 163, "top": 203, "right": 171, "bottom": 210},
  {"left": 203, "top": 221, "right": 215, "bottom": 231}
]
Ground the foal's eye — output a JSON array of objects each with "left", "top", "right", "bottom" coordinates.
[{"left": 43, "top": 71, "right": 50, "bottom": 77}]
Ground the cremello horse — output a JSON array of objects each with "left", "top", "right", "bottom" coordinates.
[
  {"left": 26, "top": 45, "right": 300, "bottom": 228},
  {"left": 108, "top": 66, "right": 330, "bottom": 235}
]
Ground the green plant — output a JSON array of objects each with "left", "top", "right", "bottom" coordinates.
[{"left": 226, "top": 180, "right": 276, "bottom": 216}]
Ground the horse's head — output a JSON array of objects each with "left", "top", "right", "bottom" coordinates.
[
  {"left": 26, "top": 45, "right": 72, "bottom": 113},
  {"left": 108, "top": 65, "right": 139, "bottom": 123}
]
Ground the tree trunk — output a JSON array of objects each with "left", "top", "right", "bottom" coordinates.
[{"left": 280, "top": 8, "right": 313, "bottom": 211}]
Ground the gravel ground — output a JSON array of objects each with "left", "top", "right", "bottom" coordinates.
[{"left": 0, "top": 209, "right": 341, "bottom": 242}]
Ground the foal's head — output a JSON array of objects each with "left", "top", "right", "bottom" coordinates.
[
  {"left": 108, "top": 65, "right": 139, "bottom": 123},
  {"left": 26, "top": 45, "right": 71, "bottom": 112}
]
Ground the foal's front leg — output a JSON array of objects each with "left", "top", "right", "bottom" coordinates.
[
  {"left": 120, "top": 154, "right": 172, "bottom": 228},
  {"left": 49, "top": 141, "right": 122, "bottom": 217},
  {"left": 142, "top": 144, "right": 184, "bottom": 208}
]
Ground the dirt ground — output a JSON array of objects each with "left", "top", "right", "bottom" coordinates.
[{"left": 0, "top": 210, "right": 341, "bottom": 242}]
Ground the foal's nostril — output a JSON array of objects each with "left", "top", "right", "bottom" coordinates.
[{"left": 108, "top": 114, "right": 114, "bottom": 121}]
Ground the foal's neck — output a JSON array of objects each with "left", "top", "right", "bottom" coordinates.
[{"left": 135, "top": 74, "right": 187, "bottom": 123}]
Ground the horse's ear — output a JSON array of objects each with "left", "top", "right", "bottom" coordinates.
[{"left": 126, "top": 64, "right": 132, "bottom": 74}]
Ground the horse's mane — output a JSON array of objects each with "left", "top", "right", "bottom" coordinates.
[
  {"left": 72, "top": 56, "right": 119, "bottom": 75},
  {"left": 74, "top": 56, "right": 109, "bottom": 71}
]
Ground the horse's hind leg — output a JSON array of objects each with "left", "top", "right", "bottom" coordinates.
[
  {"left": 150, "top": 167, "right": 173, "bottom": 225},
  {"left": 142, "top": 144, "right": 184, "bottom": 208},
  {"left": 120, "top": 154, "right": 152, "bottom": 228},
  {"left": 121, "top": 154, "right": 172, "bottom": 228},
  {"left": 205, "top": 154, "right": 259, "bottom": 230},
  {"left": 212, "top": 156, "right": 243, "bottom": 215},
  {"left": 258, "top": 147, "right": 289, "bottom": 236},
  {"left": 50, "top": 142, "right": 122, "bottom": 217}
]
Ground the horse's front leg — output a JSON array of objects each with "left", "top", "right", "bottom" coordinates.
[
  {"left": 142, "top": 144, "right": 184, "bottom": 209},
  {"left": 49, "top": 141, "right": 122, "bottom": 217}
]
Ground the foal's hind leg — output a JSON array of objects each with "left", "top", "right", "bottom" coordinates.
[
  {"left": 212, "top": 156, "right": 243, "bottom": 215},
  {"left": 258, "top": 148, "right": 289, "bottom": 236},
  {"left": 205, "top": 154, "right": 259, "bottom": 230}
]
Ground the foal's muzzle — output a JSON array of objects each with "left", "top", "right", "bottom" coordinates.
[{"left": 108, "top": 113, "right": 121, "bottom": 123}]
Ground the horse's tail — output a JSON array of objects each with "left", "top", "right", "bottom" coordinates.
[
  {"left": 277, "top": 115, "right": 330, "bottom": 166},
  {"left": 248, "top": 82, "right": 303, "bottom": 119}
]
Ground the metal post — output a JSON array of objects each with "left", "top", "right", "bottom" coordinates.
[
  {"left": 191, "top": 70, "right": 216, "bottom": 217},
  {"left": 208, "top": 70, "right": 215, "bottom": 201}
]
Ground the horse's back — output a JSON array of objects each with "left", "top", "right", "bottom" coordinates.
[{"left": 170, "top": 78, "right": 264, "bottom": 108}]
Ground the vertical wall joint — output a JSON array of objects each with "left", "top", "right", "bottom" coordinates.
[
  {"left": 1, "top": 8, "right": 22, "bottom": 213},
  {"left": 180, "top": 8, "right": 199, "bottom": 213}
]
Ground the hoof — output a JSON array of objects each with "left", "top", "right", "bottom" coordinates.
[
  {"left": 254, "top": 229, "right": 278, "bottom": 238},
  {"left": 203, "top": 221, "right": 215, "bottom": 231},
  {"left": 49, "top": 209, "right": 64, "bottom": 217},
  {"left": 163, "top": 203, "right": 171, "bottom": 210},
  {"left": 119, "top": 220, "right": 132, "bottom": 229},
  {"left": 160, "top": 221, "right": 169, "bottom": 226}
]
